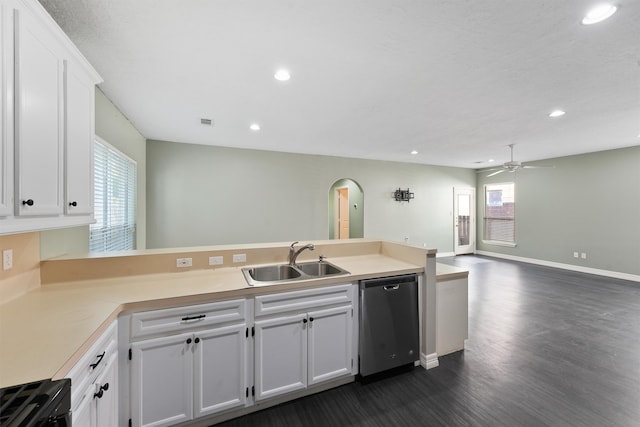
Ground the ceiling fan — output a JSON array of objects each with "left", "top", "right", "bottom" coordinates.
[{"left": 481, "top": 144, "right": 554, "bottom": 177}]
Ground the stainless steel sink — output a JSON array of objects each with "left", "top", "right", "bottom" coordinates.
[
  {"left": 242, "top": 261, "right": 349, "bottom": 286},
  {"left": 244, "top": 264, "right": 302, "bottom": 282},
  {"left": 296, "top": 261, "right": 344, "bottom": 277}
]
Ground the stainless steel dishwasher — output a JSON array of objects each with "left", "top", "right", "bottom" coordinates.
[{"left": 359, "top": 273, "right": 419, "bottom": 376}]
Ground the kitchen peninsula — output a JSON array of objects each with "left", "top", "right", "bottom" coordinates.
[{"left": 0, "top": 238, "right": 468, "bottom": 426}]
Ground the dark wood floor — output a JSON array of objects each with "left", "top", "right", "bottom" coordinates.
[{"left": 217, "top": 256, "right": 640, "bottom": 426}]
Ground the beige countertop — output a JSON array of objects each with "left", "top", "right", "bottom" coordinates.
[
  {"left": 0, "top": 254, "right": 423, "bottom": 388},
  {"left": 436, "top": 262, "right": 470, "bottom": 282}
]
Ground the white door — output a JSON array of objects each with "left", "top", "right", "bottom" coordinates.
[
  {"left": 64, "top": 59, "right": 95, "bottom": 216},
  {"left": 194, "top": 324, "right": 247, "bottom": 418},
  {"left": 130, "top": 333, "right": 193, "bottom": 427},
  {"left": 254, "top": 314, "right": 307, "bottom": 401},
  {"left": 307, "top": 305, "right": 352, "bottom": 385},
  {"left": 14, "top": 7, "right": 64, "bottom": 216},
  {"left": 72, "top": 384, "right": 93, "bottom": 427},
  {"left": 93, "top": 353, "right": 118, "bottom": 427},
  {"left": 453, "top": 187, "right": 475, "bottom": 255}
]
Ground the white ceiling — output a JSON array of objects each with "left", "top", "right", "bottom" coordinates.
[{"left": 40, "top": 0, "right": 640, "bottom": 168}]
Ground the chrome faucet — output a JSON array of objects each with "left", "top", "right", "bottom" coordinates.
[{"left": 289, "top": 241, "right": 315, "bottom": 266}]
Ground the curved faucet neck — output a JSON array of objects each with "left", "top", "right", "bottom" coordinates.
[{"left": 289, "top": 242, "right": 315, "bottom": 265}]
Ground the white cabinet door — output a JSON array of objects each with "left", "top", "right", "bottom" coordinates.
[
  {"left": 131, "top": 333, "right": 194, "bottom": 427},
  {"left": 72, "top": 385, "right": 93, "bottom": 427},
  {"left": 307, "top": 305, "right": 353, "bottom": 386},
  {"left": 14, "top": 5, "right": 63, "bottom": 217},
  {"left": 94, "top": 353, "right": 118, "bottom": 427},
  {"left": 64, "top": 59, "right": 94, "bottom": 216},
  {"left": 0, "top": 0, "right": 13, "bottom": 217},
  {"left": 194, "top": 324, "right": 247, "bottom": 418},
  {"left": 254, "top": 313, "right": 307, "bottom": 401}
]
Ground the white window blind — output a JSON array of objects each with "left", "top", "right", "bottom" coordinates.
[
  {"left": 484, "top": 183, "right": 515, "bottom": 243},
  {"left": 90, "top": 138, "right": 137, "bottom": 252}
]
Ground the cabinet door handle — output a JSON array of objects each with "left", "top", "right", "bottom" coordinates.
[
  {"left": 309, "top": 317, "right": 314, "bottom": 322},
  {"left": 69, "top": 201, "right": 78, "bottom": 207},
  {"left": 302, "top": 318, "right": 308, "bottom": 324},
  {"left": 181, "top": 314, "right": 206, "bottom": 321},
  {"left": 22, "top": 199, "right": 34, "bottom": 206},
  {"left": 93, "top": 382, "right": 109, "bottom": 399},
  {"left": 194, "top": 337, "right": 200, "bottom": 344},
  {"left": 186, "top": 338, "right": 192, "bottom": 344},
  {"left": 89, "top": 351, "right": 105, "bottom": 369}
]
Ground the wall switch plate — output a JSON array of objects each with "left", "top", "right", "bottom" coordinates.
[
  {"left": 209, "top": 256, "right": 223, "bottom": 266},
  {"left": 176, "top": 257, "right": 192, "bottom": 268},
  {"left": 232, "top": 254, "right": 246, "bottom": 263},
  {"left": 581, "top": 252, "right": 587, "bottom": 259},
  {"left": 573, "top": 252, "right": 579, "bottom": 258},
  {"left": 3, "top": 249, "right": 13, "bottom": 270}
]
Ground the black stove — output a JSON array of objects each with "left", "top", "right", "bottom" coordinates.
[{"left": 0, "top": 378, "right": 71, "bottom": 426}]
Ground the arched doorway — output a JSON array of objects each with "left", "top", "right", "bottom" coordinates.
[{"left": 328, "top": 179, "right": 364, "bottom": 239}]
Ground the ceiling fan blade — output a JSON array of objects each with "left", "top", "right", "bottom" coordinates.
[
  {"left": 521, "top": 165, "right": 555, "bottom": 169},
  {"left": 487, "top": 169, "right": 506, "bottom": 177},
  {"left": 476, "top": 167, "right": 501, "bottom": 173}
]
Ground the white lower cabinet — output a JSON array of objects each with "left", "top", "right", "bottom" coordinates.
[
  {"left": 127, "top": 299, "right": 248, "bottom": 427},
  {"left": 254, "top": 285, "right": 356, "bottom": 402},
  {"left": 68, "top": 321, "right": 118, "bottom": 427},
  {"left": 124, "top": 285, "right": 357, "bottom": 425}
]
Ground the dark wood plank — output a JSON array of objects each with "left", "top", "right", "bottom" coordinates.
[{"left": 216, "top": 256, "right": 640, "bottom": 426}]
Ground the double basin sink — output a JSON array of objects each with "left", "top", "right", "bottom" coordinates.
[{"left": 242, "top": 261, "right": 350, "bottom": 286}]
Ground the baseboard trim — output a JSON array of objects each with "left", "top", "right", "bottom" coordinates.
[
  {"left": 421, "top": 352, "right": 439, "bottom": 369},
  {"left": 436, "top": 252, "right": 455, "bottom": 258},
  {"left": 476, "top": 251, "right": 640, "bottom": 283}
]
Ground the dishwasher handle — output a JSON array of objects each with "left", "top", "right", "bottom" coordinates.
[{"left": 383, "top": 284, "right": 400, "bottom": 291}]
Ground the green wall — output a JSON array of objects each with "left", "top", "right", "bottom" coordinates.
[
  {"left": 146, "top": 139, "right": 476, "bottom": 251},
  {"left": 476, "top": 146, "right": 640, "bottom": 276}
]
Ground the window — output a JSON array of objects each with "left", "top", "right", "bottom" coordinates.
[
  {"left": 90, "top": 137, "right": 137, "bottom": 252},
  {"left": 483, "top": 183, "right": 515, "bottom": 245}
]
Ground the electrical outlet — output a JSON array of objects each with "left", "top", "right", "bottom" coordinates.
[
  {"left": 176, "top": 257, "right": 192, "bottom": 268},
  {"left": 573, "top": 252, "right": 579, "bottom": 258},
  {"left": 209, "top": 256, "right": 223, "bottom": 266},
  {"left": 232, "top": 254, "right": 246, "bottom": 263},
  {"left": 3, "top": 249, "right": 13, "bottom": 270},
  {"left": 581, "top": 252, "right": 587, "bottom": 259}
]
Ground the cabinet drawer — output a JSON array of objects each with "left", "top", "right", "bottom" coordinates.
[
  {"left": 255, "top": 284, "right": 354, "bottom": 317},
  {"left": 68, "top": 321, "right": 117, "bottom": 410},
  {"left": 130, "top": 299, "right": 246, "bottom": 339}
]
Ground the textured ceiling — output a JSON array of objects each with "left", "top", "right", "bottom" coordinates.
[{"left": 39, "top": 0, "right": 640, "bottom": 168}]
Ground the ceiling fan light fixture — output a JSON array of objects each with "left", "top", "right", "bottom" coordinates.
[
  {"left": 249, "top": 123, "right": 261, "bottom": 131},
  {"left": 582, "top": 4, "right": 618, "bottom": 25},
  {"left": 410, "top": 150, "right": 418, "bottom": 155},
  {"left": 549, "top": 110, "right": 566, "bottom": 118}
]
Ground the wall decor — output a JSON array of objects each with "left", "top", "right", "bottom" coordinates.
[{"left": 393, "top": 188, "right": 414, "bottom": 202}]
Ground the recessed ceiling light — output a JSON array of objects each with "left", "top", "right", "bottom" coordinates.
[
  {"left": 250, "top": 123, "right": 261, "bottom": 131},
  {"left": 582, "top": 4, "right": 617, "bottom": 25},
  {"left": 410, "top": 150, "right": 418, "bottom": 155},
  {"left": 488, "top": 159, "right": 495, "bottom": 163},
  {"left": 549, "top": 110, "right": 566, "bottom": 118},
  {"left": 274, "top": 69, "right": 291, "bottom": 81}
]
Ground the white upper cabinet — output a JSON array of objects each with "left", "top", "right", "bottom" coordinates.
[
  {"left": 0, "top": 0, "right": 102, "bottom": 233},
  {"left": 0, "top": 1, "right": 14, "bottom": 217},
  {"left": 14, "top": 2, "right": 64, "bottom": 217},
  {"left": 64, "top": 59, "right": 95, "bottom": 216}
]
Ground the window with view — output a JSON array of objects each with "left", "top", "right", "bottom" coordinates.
[
  {"left": 484, "top": 182, "right": 515, "bottom": 244},
  {"left": 90, "top": 138, "right": 137, "bottom": 252}
]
